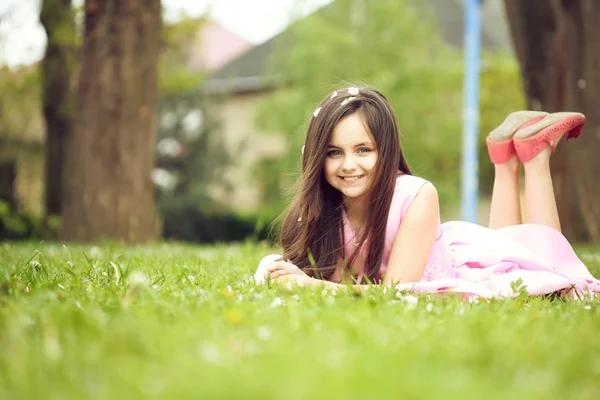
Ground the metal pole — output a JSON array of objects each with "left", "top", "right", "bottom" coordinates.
[{"left": 461, "top": 0, "right": 481, "bottom": 223}]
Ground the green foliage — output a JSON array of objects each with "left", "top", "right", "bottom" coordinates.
[
  {"left": 156, "top": 16, "right": 238, "bottom": 241},
  {"left": 478, "top": 54, "right": 526, "bottom": 194},
  {"left": 159, "top": 14, "right": 205, "bottom": 96},
  {"left": 161, "top": 202, "right": 272, "bottom": 243},
  {"left": 0, "top": 65, "right": 42, "bottom": 142},
  {"left": 254, "top": 0, "right": 523, "bottom": 216},
  {"left": 0, "top": 242, "right": 599, "bottom": 398},
  {"left": 0, "top": 200, "right": 59, "bottom": 240}
]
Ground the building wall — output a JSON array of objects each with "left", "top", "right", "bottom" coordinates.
[{"left": 210, "top": 89, "right": 287, "bottom": 211}]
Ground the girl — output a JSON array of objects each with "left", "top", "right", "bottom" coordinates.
[{"left": 255, "top": 86, "right": 599, "bottom": 299}]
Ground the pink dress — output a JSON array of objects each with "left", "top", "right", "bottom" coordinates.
[{"left": 342, "top": 174, "right": 600, "bottom": 299}]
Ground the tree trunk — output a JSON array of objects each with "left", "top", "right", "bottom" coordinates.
[
  {"left": 60, "top": 0, "right": 161, "bottom": 243},
  {"left": 40, "top": 0, "right": 75, "bottom": 217},
  {"left": 503, "top": 0, "right": 600, "bottom": 243}
]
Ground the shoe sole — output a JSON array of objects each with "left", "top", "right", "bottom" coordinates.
[
  {"left": 487, "top": 111, "right": 549, "bottom": 142},
  {"left": 513, "top": 112, "right": 585, "bottom": 139},
  {"left": 513, "top": 112, "right": 585, "bottom": 162}
]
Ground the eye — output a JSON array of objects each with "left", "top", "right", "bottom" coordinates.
[
  {"left": 327, "top": 149, "right": 342, "bottom": 157},
  {"left": 357, "top": 147, "right": 372, "bottom": 154}
]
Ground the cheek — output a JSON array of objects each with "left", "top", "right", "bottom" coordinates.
[
  {"left": 365, "top": 154, "right": 378, "bottom": 170},
  {"left": 323, "top": 159, "right": 338, "bottom": 176}
]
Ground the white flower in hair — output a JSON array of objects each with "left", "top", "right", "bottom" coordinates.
[
  {"left": 348, "top": 87, "right": 359, "bottom": 95},
  {"left": 340, "top": 97, "right": 356, "bottom": 106},
  {"left": 313, "top": 107, "right": 322, "bottom": 118},
  {"left": 330, "top": 91, "right": 338, "bottom": 99},
  {"left": 301, "top": 145, "right": 305, "bottom": 154}
]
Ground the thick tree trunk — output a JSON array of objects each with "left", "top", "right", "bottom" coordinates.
[
  {"left": 504, "top": 0, "right": 600, "bottom": 243},
  {"left": 60, "top": 0, "right": 161, "bottom": 242},
  {"left": 40, "top": 0, "right": 75, "bottom": 218}
]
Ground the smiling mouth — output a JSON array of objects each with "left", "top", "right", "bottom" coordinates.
[{"left": 340, "top": 175, "right": 364, "bottom": 182}]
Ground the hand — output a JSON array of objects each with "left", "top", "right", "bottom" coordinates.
[
  {"left": 264, "top": 261, "right": 307, "bottom": 281},
  {"left": 274, "top": 273, "right": 317, "bottom": 288}
]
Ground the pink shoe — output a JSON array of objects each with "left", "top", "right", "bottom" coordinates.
[
  {"left": 513, "top": 112, "right": 585, "bottom": 162},
  {"left": 486, "top": 111, "right": 548, "bottom": 164}
]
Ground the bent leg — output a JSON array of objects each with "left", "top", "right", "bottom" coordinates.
[
  {"left": 489, "top": 156, "right": 522, "bottom": 229},
  {"left": 523, "top": 147, "right": 561, "bottom": 232}
]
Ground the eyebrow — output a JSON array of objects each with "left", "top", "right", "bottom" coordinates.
[{"left": 327, "top": 142, "right": 374, "bottom": 149}]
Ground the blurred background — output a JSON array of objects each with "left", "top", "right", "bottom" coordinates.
[{"left": 0, "top": 0, "right": 598, "bottom": 244}]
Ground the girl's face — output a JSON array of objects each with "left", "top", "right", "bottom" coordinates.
[{"left": 324, "top": 113, "right": 378, "bottom": 203}]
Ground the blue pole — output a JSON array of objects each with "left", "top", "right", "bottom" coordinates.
[{"left": 461, "top": 0, "right": 481, "bottom": 223}]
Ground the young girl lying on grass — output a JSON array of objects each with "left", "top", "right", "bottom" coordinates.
[{"left": 255, "top": 86, "right": 599, "bottom": 299}]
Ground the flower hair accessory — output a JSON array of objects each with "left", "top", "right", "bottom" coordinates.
[
  {"left": 340, "top": 97, "right": 356, "bottom": 106},
  {"left": 348, "top": 87, "right": 359, "bottom": 95},
  {"left": 313, "top": 107, "right": 322, "bottom": 118},
  {"left": 301, "top": 145, "right": 305, "bottom": 154}
]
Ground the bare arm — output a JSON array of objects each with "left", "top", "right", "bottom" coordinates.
[
  {"left": 316, "top": 183, "right": 439, "bottom": 289},
  {"left": 383, "top": 183, "right": 439, "bottom": 285},
  {"left": 270, "top": 183, "right": 439, "bottom": 290}
]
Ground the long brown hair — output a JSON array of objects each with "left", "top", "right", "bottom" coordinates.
[{"left": 279, "top": 87, "right": 411, "bottom": 282}]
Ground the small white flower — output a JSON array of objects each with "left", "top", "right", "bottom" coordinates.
[
  {"left": 330, "top": 91, "right": 338, "bottom": 99},
  {"left": 313, "top": 107, "right": 322, "bottom": 118},
  {"left": 257, "top": 326, "right": 273, "bottom": 341},
  {"left": 270, "top": 297, "right": 284, "bottom": 308},
  {"left": 197, "top": 342, "right": 220, "bottom": 364},
  {"left": 128, "top": 271, "right": 149, "bottom": 288},
  {"left": 348, "top": 87, "right": 359, "bottom": 95},
  {"left": 425, "top": 303, "right": 433, "bottom": 312},
  {"left": 584, "top": 305, "right": 591, "bottom": 310},
  {"left": 396, "top": 292, "right": 419, "bottom": 309},
  {"left": 301, "top": 145, "right": 305, "bottom": 154},
  {"left": 89, "top": 246, "right": 103, "bottom": 258}
]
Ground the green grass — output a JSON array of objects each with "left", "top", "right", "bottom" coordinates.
[{"left": 1, "top": 241, "right": 600, "bottom": 399}]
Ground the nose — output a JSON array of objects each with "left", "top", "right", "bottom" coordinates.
[{"left": 341, "top": 154, "right": 357, "bottom": 172}]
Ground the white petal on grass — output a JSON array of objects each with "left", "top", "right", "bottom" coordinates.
[
  {"left": 426, "top": 303, "right": 433, "bottom": 312},
  {"left": 257, "top": 326, "right": 273, "bottom": 341},
  {"left": 128, "top": 271, "right": 149, "bottom": 288},
  {"left": 584, "top": 305, "right": 591, "bottom": 310},
  {"left": 270, "top": 297, "right": 284, "bottom": 308},
  {"left": 197, "top": 342, "right": 220, "bottom": 364},
  {"left": 89, "top": 246, "right": 103, "bottom": 258}
]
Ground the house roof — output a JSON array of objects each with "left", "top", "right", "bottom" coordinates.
[
  {"left": 204, "top": 0, "right": 512, "bottom": 94},
  {"left": 187, "top": 20, "right": 253, "bottom": 72}
]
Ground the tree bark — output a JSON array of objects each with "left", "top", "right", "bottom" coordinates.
[
  {"left": 60, "top": 0, "right": 161, "bottom": 242},
  {"left": 40, "top": 0, "right": 75, "bottom": 217},
  {"left": 504, "top": 0, "right": 600, "bottom": 243}
]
